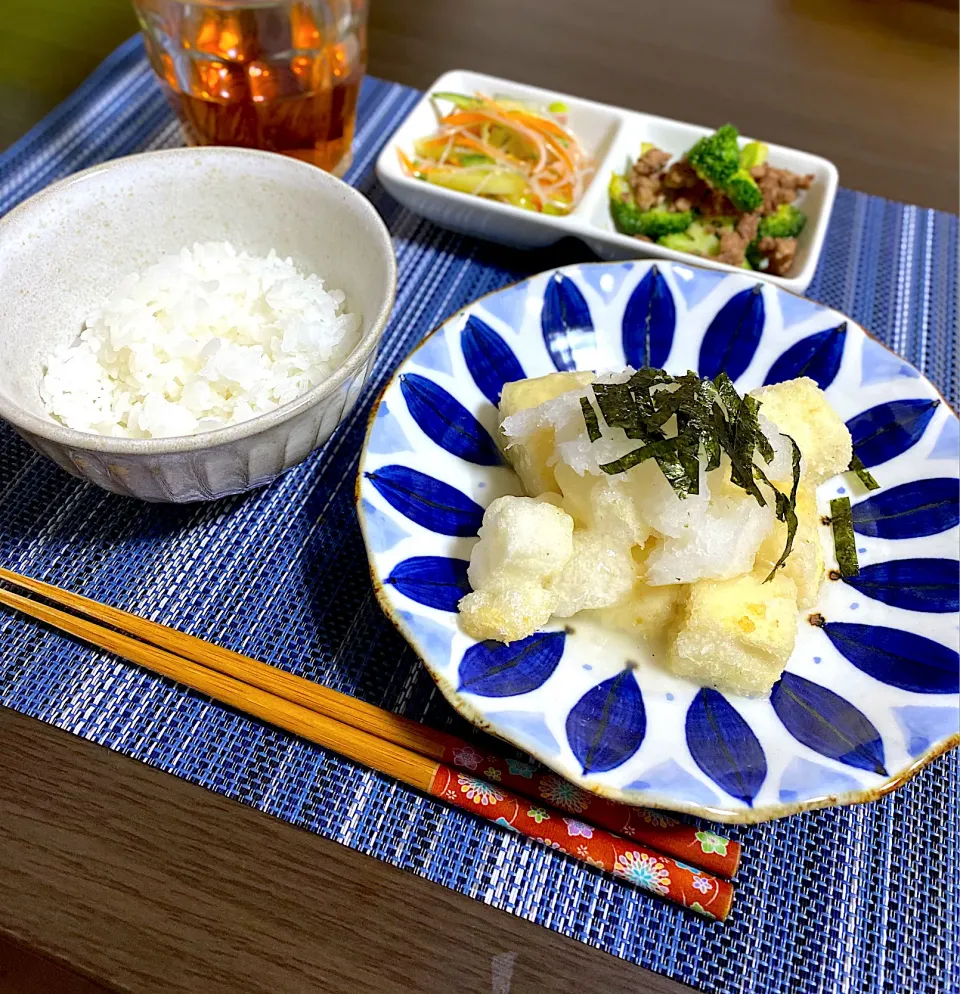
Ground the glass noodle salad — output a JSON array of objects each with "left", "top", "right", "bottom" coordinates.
[{"left": 398, "top": 92, "right": 594, "bottom": 215}]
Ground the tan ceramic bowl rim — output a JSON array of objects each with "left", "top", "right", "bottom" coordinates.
[{"left": 0, "top": 146, "right": 397, "bottom": 455}]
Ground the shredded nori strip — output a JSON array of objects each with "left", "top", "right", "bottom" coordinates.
[
  {"left": 753, "top": 434, "right": 802, "bottom": 582},
  {"left": 584, "top": 366, "right": 805, "bottom": 577},
  {"left": 579, "top": 396, "right": 602, "bottom": 442},
  {"left": 830, "top": 496, "right": 860, "bottom": 577},
  {"left": 600, "top": 437, "right": 690, "bottom": 487},
  {"left": 848, "top": 453, "right": 880, "bottom": 491},
  {"left": 593, "top": 382, "right": 648, "bottom": 440}
]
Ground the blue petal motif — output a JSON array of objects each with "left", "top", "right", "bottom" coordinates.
[
  {"left": 460, "top": 315, "right": 525, "bottom": 406},
  {"left": 359, "top": 498, "right": 407, "bottom": 553},
  {"left": 566, "top": 670, "right": 646, "bottom": 774},
  {"left": 764, "top": 323, "right": 846, "bottom": 390},
  {"left": 771, "top": 673, "right": 887, "bottom": 775},
  {"left": 697, "top": 284, "right": 765, "bottom": 382},
  {"left": 851, "top": 479, "right": 959, "bottom": 539},
  {"left": 482, "top": 280, "right": 528, "bottom": 330},
  {"left": 892, "top": 705, "right": 960, "bottom": 757},
  {"left": 396, "top": 611, "right": 454, "bottom": 663},
  {"left": 485, "top": 710, "right": 561, "bottom": 757},
  {"left": 625, "top": 759, "right": 720, "bottom": 807},
  {"left": 386, "top": 556, "right": 471, "bottom": 612},
  {"left": 822, "top": 622, "right": 960, "bottom": 694},
  {"left": 860, "top": 338, "right": 920, "bottom": 387},
  {"left": 777, "top": 291, "right": 824, "bottom": 330},
  {"left": 685, "top": 689, "right": 767, "bottom": 805},
  {"left": 368, "top": 402, "right": 412, "bottom": 454},
  {"left": 366, "top": 466, "right": 484, "bottom": 537},
  {"left": 622, "top": 265, "right": 676, "bottom": 369},
  {"left": 778, "top": 757, "right": 863, "bottom": 803},
  {"left": 400, "top": 373, "right": 501, "bottom": 466},
  {"left": 670, "top": 265, "right": 726, "bottom": 311},
  {"left": 846, "top": 398, "right": 941, "bottom": 469},
  {"left": 541, "top": 272, "right": 596, "bottom": 371},
  {"left": 458, "top": 631, "right": 566, "bottom": 697},
  {"left": 842, "top": 558, "right": 959, "bottom": 613},
  {"left": 579, "top": 262, "right": 632, "bottom": 302},
  {"left": 929, "top": 417, "right": 960, "bottom": 462},
  {"left": 413, "top": 332, "right": 452, "bottom": 374}
]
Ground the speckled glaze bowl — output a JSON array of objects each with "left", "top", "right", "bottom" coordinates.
[{"left": 0, "top": 147, "right": 396, "bottom": 502}]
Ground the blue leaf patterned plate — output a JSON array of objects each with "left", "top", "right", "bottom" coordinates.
[{"left": 356, "top": 261, "right": 960, "bottom": 823}]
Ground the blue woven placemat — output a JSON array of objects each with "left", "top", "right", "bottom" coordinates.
[{"left": 1, "top": 36, "right": 957, "bottom": 994}]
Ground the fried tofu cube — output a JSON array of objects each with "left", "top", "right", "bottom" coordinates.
[
  {"left": 466, "top": 496, "right": 574, "bottom": 589},
  {"left": 668, "top": 573, "right": 799, "bottom": 697},
  {"left": 498, "top": 371, "right": 595, "bottom": 495},
  {"left": 548, "top": 528, "right": 637, "bottom": 617},
  {"left": 459, "top": 496, "right": 574, "bottom": 642},
  {"left": 753, "top": 485, "right": 825, "bottom": 608},
  {"left": 458, "top": 576, "right": 559, "bottom": 643},
  {"left": 554, "top": 461, "right": 651, "bottom": 547},
  {"left": 750, "top": 377, "right": 852, "bottom": 484},
  {"left": 594, "top": 579, "right": 684, "bottom": 640}
]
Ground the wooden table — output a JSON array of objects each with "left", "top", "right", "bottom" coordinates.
[{"left": 1, "top": 2, "right": 957, "bottom": 991}]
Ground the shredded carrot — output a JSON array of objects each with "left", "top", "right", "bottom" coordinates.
[
  {"left": 397, "top": 147, "right": 417, "bottom": 176},
  {"left": 397, "top": 91, "right": 594, "bottom": 214}
]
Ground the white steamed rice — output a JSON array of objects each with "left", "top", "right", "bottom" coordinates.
[{"left": 40, "top": 241, "right": 361, "bottom": 438}]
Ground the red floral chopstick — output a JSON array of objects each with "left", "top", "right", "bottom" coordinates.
[
  {"left": 431, "top": 763, "right": 733, "bottom": 921},
  {"left": 434, "top": 739, "right": 739, "bottom": 879}
]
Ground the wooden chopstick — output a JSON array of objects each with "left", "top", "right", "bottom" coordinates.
[
  {"left": 0, "top": 579, "right": 733, "bottom": 921},
  {"left": 0, "top": 566, "right": 739, "bottom": 880},
  {"left": 0, "top": 566, "right": 456, "bottom": 760}
]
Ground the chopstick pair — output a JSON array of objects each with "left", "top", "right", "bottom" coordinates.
[{"left": 0, "top": 566, "right": 735, "bottom": 920}]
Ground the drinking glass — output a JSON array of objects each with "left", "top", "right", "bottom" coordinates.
[{"left": 132, "top": 0, "right": 367, "bottom": 175}]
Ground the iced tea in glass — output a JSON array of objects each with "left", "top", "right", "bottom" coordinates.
[{"left": 133, "top": 0, "right": 367, "bottom": 175}]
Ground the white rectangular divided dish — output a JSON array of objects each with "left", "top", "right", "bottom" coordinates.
[{"left": 376, "top": 69, "right": 839, "bottom": 294}]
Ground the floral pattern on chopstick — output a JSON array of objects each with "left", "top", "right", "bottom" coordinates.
[
  {"left": 431, "top": 764, "right": 733, "bottom": 920},
  {"left": 441, "top": 742, "right": 739, "bottom": 880}
]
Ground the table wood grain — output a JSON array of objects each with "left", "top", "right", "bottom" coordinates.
[
  {"left": 2, "top": 0, "right": 956, "bottom": 211},
  {"left": 368, "top": 0, "right": 958, "bottom": 212},
  {"left": 0, "top": 707, "right": 691, "bottom": 994}
]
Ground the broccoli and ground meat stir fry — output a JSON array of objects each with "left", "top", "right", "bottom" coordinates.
[{"left": 609, "top": 124, "right": 814, "bottom": 275}]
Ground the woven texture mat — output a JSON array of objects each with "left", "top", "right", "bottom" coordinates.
[{"left": 1, "top": 37, "right": 957, "bottom": 994}]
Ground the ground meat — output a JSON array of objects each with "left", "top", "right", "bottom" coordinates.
[
  {"left": 700, "top": 188, "right": 738, "bottom": 217},
  {"left": 630, "top": 173, "right": 662, "bottom": 210},
  {"left": 662, "top": 159, "right": 699, "bottom": 189},
  {"left": 756, "top": 236, "right": 798, "bottom": 275},
  {"left": 627, "top": 147, "right": 672, "bottom": 209},
  {"left": 663, "top": 175, "right": 733, "bottom": 216},
  {"left": 670, "top": 182, "right": 708, "bottom": 212},
  {"left": 716, "top": 213, "right": 761, "bottom": 267},
  {"left": 633, "top": 146, "right": 672, "bottom": 176},
  {"left": 751, "top": 165, "right": 814, "bottom": 215}
]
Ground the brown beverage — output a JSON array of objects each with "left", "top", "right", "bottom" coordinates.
[{"left": 136, "top": 0, "right": 366, "bottom": 174}]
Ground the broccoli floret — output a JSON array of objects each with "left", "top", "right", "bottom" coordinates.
[
  {"left": 746, "top": 240, "right": 764, "bottom": 270},
  {"left": 657, "top": 221, "right": 720, "bottom": 258},
  {"left": 739, "top": 141, "right": 768, "bottom": 171},
  {"left": 609, "top": 174, "right": 641, "bottom": 234},
  {"left": 686, "top": 124, "right": 741, "bottom": 188},
  {"left": 608, "top": 174, "right": 692, "bottom": 238},
  {"left": 726, "top": 169, "right": 763, "bottom": 212},
  {"left": 757, "top": 203, "right": 807, "bottom": 239},
  {"left": 634, "top": 209, "right": 694, "bottom": 240}
]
